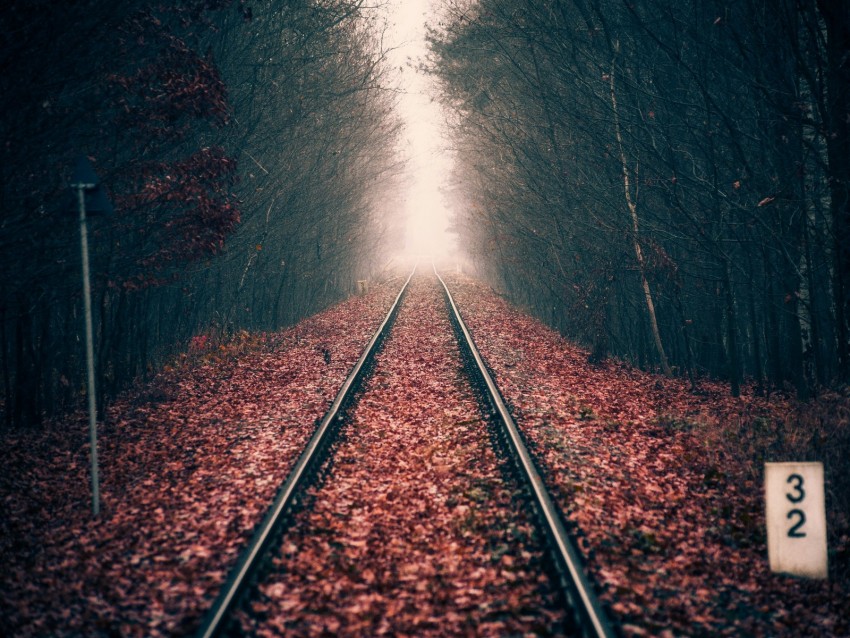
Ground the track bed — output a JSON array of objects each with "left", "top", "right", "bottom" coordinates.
[{"left": 232, "top": 274, "right": 566, "bottom": 636}]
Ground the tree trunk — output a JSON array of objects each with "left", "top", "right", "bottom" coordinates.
[
  {"left": 271, "top": 265, "right": 290, "bottom": 328},
  {"left": 674, "top": 293, "right": 697, "bottom": 390},
  {"left": 746, "top": 252, "right": 765, "bottom": 396},
  {"left": 804, "top": 214, "right": 826, "bottom": 387},
  {"left": 1, "top": 307, "right": 11, "bottom": 428},
  {"left": 817, "top": 0, "right": 850, "bottom": 379},
  {"left": 13, "top": 299, "right": 38, "bottom": 427},
  {"left": 780, "top": 246, "right": 808, "bottom": 400},
  {"left": 723, "top": 259, "right": 741, "bottom": 397},
  {"left": 764, "top": 253, "right": 783, "bottom": 391},
  {"left": 609, "top": 43, "right": 672, "bottom": 376}
]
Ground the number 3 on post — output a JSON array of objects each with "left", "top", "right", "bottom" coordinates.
[{"left": 765, "top": 462, "right": 827, "bottom": 579}]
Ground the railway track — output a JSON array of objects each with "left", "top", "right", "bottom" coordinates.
[{"left": 195, "top": 268, "right": 615, "bottom": 638}]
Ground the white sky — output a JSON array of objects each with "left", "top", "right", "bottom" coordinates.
[{"left": 383, "top": 0, "right": 455, "bottom": 259}]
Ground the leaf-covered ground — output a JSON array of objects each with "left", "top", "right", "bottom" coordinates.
[
  {"left": 0, "top": 279, "right": 403, "bottom": 637},
  {"left": 236, "top": 273, "right": 565, "bottom": 636},
  {"left": 444, "top": 272, "right": 849, "bottom": 637},
  {"left": 2, "top": 269, "right": 848, "bottom": 636}
]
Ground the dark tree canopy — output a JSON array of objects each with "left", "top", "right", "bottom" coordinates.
[
  {"left": 430, "top": 0, "right": 850, "bottom": 398},
  {"left": 0, "top": 0, "right": 401, "bottom": 427}
]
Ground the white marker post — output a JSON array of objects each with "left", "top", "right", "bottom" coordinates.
[{"left": 765, "top": 462, "right": 827, "bottom": 579}]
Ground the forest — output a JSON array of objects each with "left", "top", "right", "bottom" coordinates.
[
  {"left": 2, "top": 1, "right": 849, "bottom": 635},
  {"left": 429, "top": 0, "right": 850, "bottom": 400},
  {"left": 0, "top": 0, "right": 402, "bottom": 429},
  {"left": 4, "top": 0, "right": 850, "bottom": 429}
]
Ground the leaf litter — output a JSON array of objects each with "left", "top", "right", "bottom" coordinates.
[
  {"left": 235, "top": 273, "right": 566, "bottom": 637},
  {"left": 444, "top": 272, "right": 849, "bottom": 637},
  {"left": 0, "top": 278, "right": 402, "bottom": 637},
  {"left": 3, "top": 269, "right": 846, "bottom": 637}
]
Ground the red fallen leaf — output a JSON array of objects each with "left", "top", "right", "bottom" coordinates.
[
  {"left": 323, "top": 616, "right": 341, "bottom": 633},
  {"left": 757, "top": 195, "right": 775, "bottom": 206},
  {"left": 278, "top": 598, "right": 301, "bottom": 612}
]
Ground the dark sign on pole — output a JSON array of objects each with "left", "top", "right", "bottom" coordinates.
[{"left": 71, "top": 154, "right": 113, "bottom": 215}]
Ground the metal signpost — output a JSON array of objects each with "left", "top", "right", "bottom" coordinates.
[{"left": 70, "top": 155, "right": 112, "bottom": 517}]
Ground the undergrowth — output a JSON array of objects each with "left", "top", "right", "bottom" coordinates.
[{"left": 694, "top": 389, "right": 850, "bottom": 583}]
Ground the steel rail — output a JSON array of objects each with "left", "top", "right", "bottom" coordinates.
[
  {"left": 435, "top": 267, "right": 616, "bottom": 638},
  {"left": 195, "top": 267, "right": 416, "bottom": 638}
]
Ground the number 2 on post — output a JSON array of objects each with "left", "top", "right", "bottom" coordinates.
[{"left": 787, "top": 509, "right": 807, "bottom": 538}]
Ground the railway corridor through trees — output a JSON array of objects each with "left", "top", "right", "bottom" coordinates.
[
  {"left": 0, "top": 272, "right": 847, "bottom": 637},
  {"left": 3, "top": 1, "right": 850, "bottom": 636},
  {"left": 234, "top": 273, "right": 566, "bottom": 636}
]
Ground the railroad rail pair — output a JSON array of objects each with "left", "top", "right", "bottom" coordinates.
[{"left": 195, "top": 266, "right": 616, "bottom": 638}]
